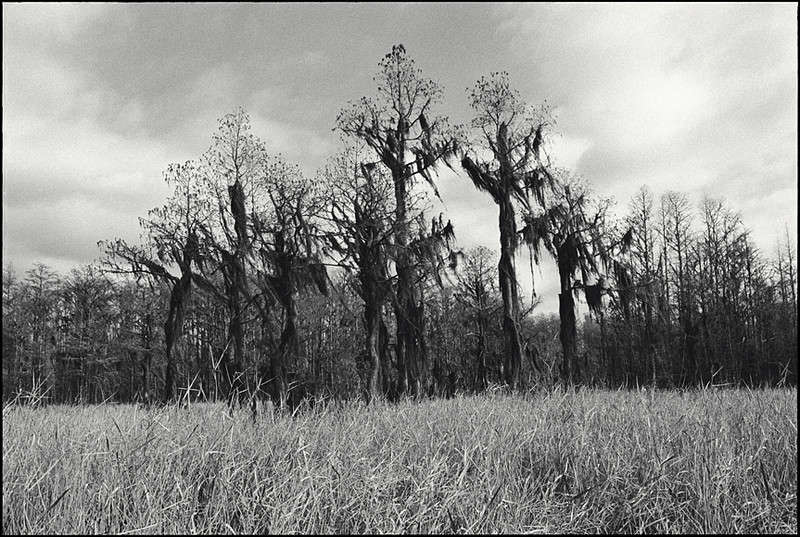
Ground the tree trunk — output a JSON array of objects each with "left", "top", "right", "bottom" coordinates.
[
  {"left": 275, "top": 294, "right": 298, "bottom": 408},
  {"left": 558, "top": 291, "right": 576, "bottom": 387},
  {"left": 600, "top": 311, "right": 614, "bottom": 387},
  {"left": 227, "top": 291, "right": 244, "bottom": 400},
  {"left": 498, "top": 197, "right": 524, "bottom": 391},
  {"left": 220, "top": 254, "right": 245, "bottom": 403},
  {"left": 224, "top": 179, "right": 248, "bottom": 403},
  {"left": 163, "top": 271, "right": 191, "bottom": 402},
  {"left": 364, "top": 301, "right": 382, "bottom": 403},
  {"left": 394, "top": 248, "right": 426, "bottom": 396},
  {"left": 475, "top": 314, "right": 488, "bottom": 392},
  {"left": 391, "top": 138, "right": 427, "bottom": 397},
  {"left": 253, "top": 305, "right": 280, "bottom": 409},
  {"left": 393, "top": 146, "right": 410, "bottom": 396},
  {"left": 379, "top": 316, "right": 392, "bottom": 398},
  {"left": 557, "top": 252, "right": 576, "bottom": 387}
]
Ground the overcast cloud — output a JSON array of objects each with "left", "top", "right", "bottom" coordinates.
[{"left": 2, "top": 2, "right": 797, "bottom": 314}]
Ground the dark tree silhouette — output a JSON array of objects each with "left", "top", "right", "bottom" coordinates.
[
  {"left": 101, "top": 160, "right": 209, "bottom": 401},
  {"left": 250, "top": 155, "right": 329, "bottom": 408},
  {"left": 195, "top": 109, "right": 268, "bottom": 402},
  {"left": 521, "top": 173, "right": 624, "bottom": 385},
  {"left": 336, "top": 44, "right": 461, "bottom": 397},
  {"left": 322, "top": 145, "right": 397, "bottom": 402},
  {"left": 461, "top": 72, "right": 554, "bottom": 391}
]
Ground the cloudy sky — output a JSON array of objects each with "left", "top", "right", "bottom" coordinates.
[{"left": 3, "top": 2, "right": 797, "bottom": 313}]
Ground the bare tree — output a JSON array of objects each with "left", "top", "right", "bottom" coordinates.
[
  {"left": 453, "top": 246, "right": 501, "bottom": 391},
  {"left": 22, "top": 264, "right": 60, "bottom": 394},
  {"left": 626, "top": 187, "right": 659, "bottom": 385},
  {"left": 660, "top": 191, "right": 697, "bottom": 384}
]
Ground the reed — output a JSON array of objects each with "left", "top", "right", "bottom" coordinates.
[{"left": 2, "top": 387, "right": 796, "bottom": 534}]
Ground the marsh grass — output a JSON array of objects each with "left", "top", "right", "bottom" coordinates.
[{"left": 2, "top": 387, "right": 796, "bottom": 534}]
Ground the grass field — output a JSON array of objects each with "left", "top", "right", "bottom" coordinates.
[{"left": 2, "top": 387, "right": 797, "bottom": 534}]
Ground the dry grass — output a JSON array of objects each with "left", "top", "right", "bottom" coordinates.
[{"left": 2, "top": 387, "right": 796, "bottom": 534}]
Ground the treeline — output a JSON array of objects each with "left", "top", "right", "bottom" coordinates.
[
  {"left": 584, "top": 191, "right": 797, "bottom": 387},
  {"left": 2, "top": 45, "right": 797, "bottom": 405}
]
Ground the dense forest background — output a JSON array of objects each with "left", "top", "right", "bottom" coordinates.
[{"left": 3, "top": 46, "right": 797, "bottom": 405}]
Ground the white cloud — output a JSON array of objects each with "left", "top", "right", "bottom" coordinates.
[
  {"left": 547, "top": 133, "right": 592, "bottom": 170},
  {"left": 496, "top": 3, "right": 796, "bottom": 258},
  {"left": 605, "top": 71, "right": 712, "bottom": 150}
]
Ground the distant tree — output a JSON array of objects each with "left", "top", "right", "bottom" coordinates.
[
  {"left": 771, "top": 225, "right": 797, "bottom": 382},
  {"left": 626, "top": 187, "right": 659, "bottom": 385},
  {"left": 453, "top": 246, "right": 501, "bottom": 391},
  {"left": 110, "top": 278, "right": 161, "bottom": 402},
  {"left": 778, "top": 224, "right": 797, "bottom": 309},
  {"left": 659, "top": 191, "right": 697, "bottom": 384},
  {"left": 22, "top": 264, "right": 61, "bottom": 393},
  {"left": 2, "top": 265, "right": 23, "bottom": 397},
  {"left": 56, "top": 265, "right": 117, "bottom": 401},
  {"left": 782, "top": 226, "right": 797, "bottom": 381},
  {"left": 296, "top": 274, "right": 364, "bottom": 398}
]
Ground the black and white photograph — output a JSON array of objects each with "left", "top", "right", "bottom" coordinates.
[{"left": 2, "top": 2, "right": 797, "bottom": 534}]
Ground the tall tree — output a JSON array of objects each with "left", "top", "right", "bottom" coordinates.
[
  {"left": 626, "top": 187, "right": 659, "bottom": 385},
  {"left": 660, "top": 191, "right": 697, "bottom": 384},
  {"left": 336, "top": 44, "right": 461, "bottom": 396},
  {"left": 195, "top": 109, "right": 267, "bottom": 401},
  {"left": 2, "top": 266, "right": 22, "bottom": 397},
  {"left": 23, "top": 264, "right": 61, "bottom": 391},
  {"left": 461, "top": 72, "right": 554, "bottom": 391}
]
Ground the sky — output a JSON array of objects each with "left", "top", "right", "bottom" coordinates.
[{"left": 2, "top": 2, "right": 797, "bottom": 314}]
